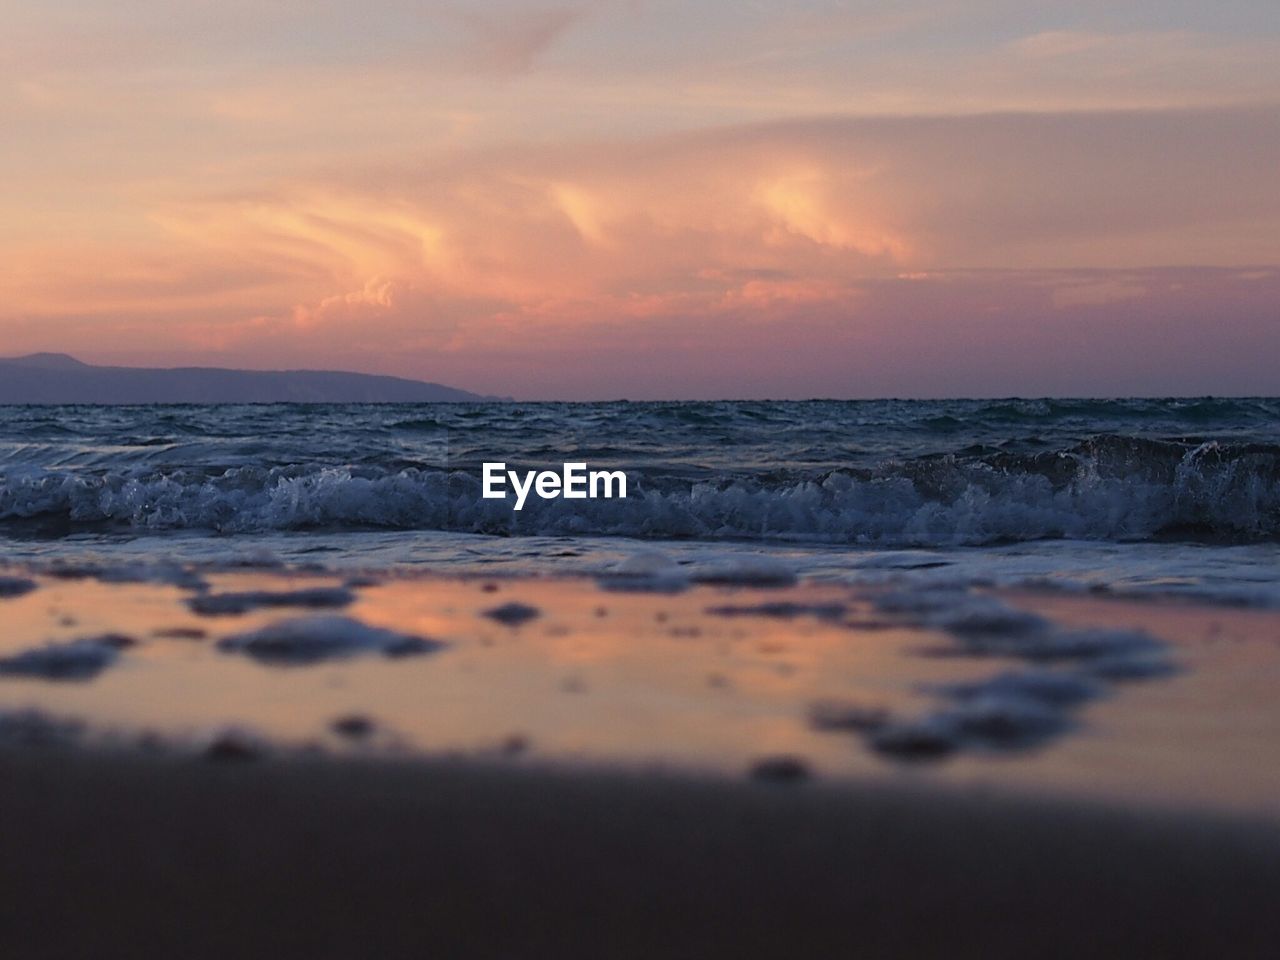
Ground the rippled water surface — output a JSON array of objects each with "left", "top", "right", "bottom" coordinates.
[{"left": 2, "top": 399, "right": 1278, "bottom": 602}]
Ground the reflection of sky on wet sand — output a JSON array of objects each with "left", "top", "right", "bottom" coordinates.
[{"left": 1, "top": 573, "right": 1278, "bottom": 817}]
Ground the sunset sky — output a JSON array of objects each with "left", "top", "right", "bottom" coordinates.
[{"left": 3, "top": 1, "right": 1278, "bottom": 399}]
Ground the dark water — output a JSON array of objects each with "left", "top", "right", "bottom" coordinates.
[
  {"left": 1, "top": 399, "right": 1278, "bottom": 603},
  {"left": 2, "top": 399, "right": 1278, "bottom": 540}
]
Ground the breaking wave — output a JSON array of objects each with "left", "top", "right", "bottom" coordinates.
[{"left": 3, "top": 436, "right": 1277, "bottom": 546}]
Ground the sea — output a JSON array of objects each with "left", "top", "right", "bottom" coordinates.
[{"left": 2, "top": 398, "right": 1278, "bottom": 605}]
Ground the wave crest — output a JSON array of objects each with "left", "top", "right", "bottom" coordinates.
[{"left": 2, "top": 437, "right": 1277, "bottom": 545}]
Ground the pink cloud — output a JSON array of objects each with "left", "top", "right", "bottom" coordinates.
[{"left": 2, "top": 107, "right": 1278, "bottom": 398}]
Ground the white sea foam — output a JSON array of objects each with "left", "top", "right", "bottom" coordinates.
[
  {"left": 937, "top": 670, "right": 1103, "bottom": 707},
  {"left": 2, "top": 447, "right": 1277, "bottom": 547},
  {"left": 217, "top": 615, "right": 445, "bottom": 665},
  {"left": 0, "top": 575, "right": 37, "bottom": 598},
  {"left": 0, "top": 635, "right": 133, "bottom": 681},
  {"left": 820, "top": 586, "right": 1182, "bottom": 762},
  {"left": 597, "top": 550, "right": 691, "bottom": 593},
  {"left": 188, "top": 586, "right": 355, "bottom": 616}
]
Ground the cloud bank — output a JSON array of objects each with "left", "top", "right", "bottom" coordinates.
[{"left": 2, "top": 3, "right": 1278, "bottom": 396}]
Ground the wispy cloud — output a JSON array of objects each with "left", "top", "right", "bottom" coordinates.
[
  {"left": 3, "top": 3, "right": 1279, "bottom": 395},
  {"left": 455, "top": 5, "right": 584, "bottom": 75},
  {"left": 4, "top": 104, "right": 1276, "bottom": 395}
]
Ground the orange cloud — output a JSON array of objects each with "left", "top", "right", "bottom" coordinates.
[{"left": 2, "top": 106, "right": 1278, "bottom": 397}]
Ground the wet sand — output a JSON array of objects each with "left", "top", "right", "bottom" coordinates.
[
  {"left": 1, "top": 748, "right": 1278, "bottom": 959},
  {"left": 1, "top": 569, "right": 1278, "bottom": 810},
  {"left": 2, "top": 567, "right": 1280, "bottom": 956}
]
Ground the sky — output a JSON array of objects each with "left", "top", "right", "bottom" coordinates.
[{"left": 2, "top": 0, "right": 1278, "bottom": 399}]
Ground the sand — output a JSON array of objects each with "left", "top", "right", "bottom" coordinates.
[
  {"left": 2, "top": 567, "right": 1280, "bottom": 956},
  {"left": 1, "top": 748, "right": 1278, "bottom": 959}
]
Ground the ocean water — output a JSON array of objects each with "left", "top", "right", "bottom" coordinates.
[{"left": 1, "top": 399, "right": 1278, "bottom": 604}]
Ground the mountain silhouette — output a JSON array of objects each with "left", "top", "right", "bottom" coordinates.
[{"left": 0, "top": 355, "right": 496, "bottom": 403}]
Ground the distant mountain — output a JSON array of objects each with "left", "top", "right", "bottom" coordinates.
[
  {"left": 0, "top": 354, "right": 497, "bottom": 404},
  {"left": 4, "top": 352, "right": 92, "bottom": 371}
]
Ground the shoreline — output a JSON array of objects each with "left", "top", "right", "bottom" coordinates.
[
  {"left": 0, "top": 568, "right": 1278, "bottom": 814},
  {"left": 3, "top": 564, "right": 1280, "bottom": 955}
]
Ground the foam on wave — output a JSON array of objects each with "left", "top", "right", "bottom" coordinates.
[{"left": 1, "top": 438, "right": 1277, "bottom": 546}]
